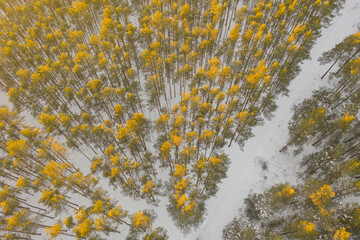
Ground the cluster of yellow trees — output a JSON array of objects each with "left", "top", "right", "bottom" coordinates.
[
  {"left": 0, "top": 0, "right": 346, "bottom": 238},
  {"left": 0, "top": 107, "right": 166, "bottom": 239}
]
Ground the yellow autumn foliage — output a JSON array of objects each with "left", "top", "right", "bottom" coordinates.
[
  {"left": 209, "top": 156, "right": 222, "bottom": 165},
  {"left": 277, "top": 185, "right": 295, "bottom": 198},
  {"left": 73, "top": 219, "right": 92, "bottom": 237},
  {"left": 341, "top": 112, "right": 355, "bottom": 123},
  {"left": 142, "top": 180, "right": 156, "bottom": 194},
  {"left": 334, "top": 228, "right": 351, "bottom": 240},
  {"left": 298, "top": 221, "right": 316, "bottom": 234},
  {"left": 45, "top": 222, "right": 62, "bottom": 239},
  {"left": 245, "top": 59, "right": 269, "bottom": 85},
  {"left": 108, "top": 205, "right": 124, "bottom": 218},
  {"left": 174, "top": 164, "right": 186, "bottom": 177},
  {"left": 133, "top": 211, "right": 151, "bottom": 228},
  {"left": 6, "top": 139, "right": 28, "bottom": 157},
  {"left": 310, "top": 185, "right": 335, "bottom": 209},
  {"left": 94, "top": 217, "right": 105, "bottom": 230}
]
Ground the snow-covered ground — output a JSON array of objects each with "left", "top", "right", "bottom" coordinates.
[
  {"left": 0, "top": 92, "right": 10, "bottom": 106},
  {"left": 1, "top": 1, "right": 359, "bottom": 239},
  {"left": 183, "top": 1, "right": 360, "bottom": 240}
]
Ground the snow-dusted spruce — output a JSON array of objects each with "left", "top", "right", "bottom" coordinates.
[
  {"left": 223, "top": 31, "right": 360, "bottom": 240},
  {"left": 0, "top": 107, "right": 167, "bottom": 240},
  {"left": 0, "top": 0, "right": 345, "bottom": 236},
  {"left": 281, "top": 31, "right": 360, "bottom": 153},
  {"left": 223, "top": 183, "right": 360, "bottom": 239}
]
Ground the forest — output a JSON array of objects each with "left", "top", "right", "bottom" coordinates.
[{"left": 0, "top": 0, "right": 358, "bottom": 239}]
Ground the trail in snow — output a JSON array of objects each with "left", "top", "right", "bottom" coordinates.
[{"left": 181, "top": 1, "right": 360, "bottom": 240}]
